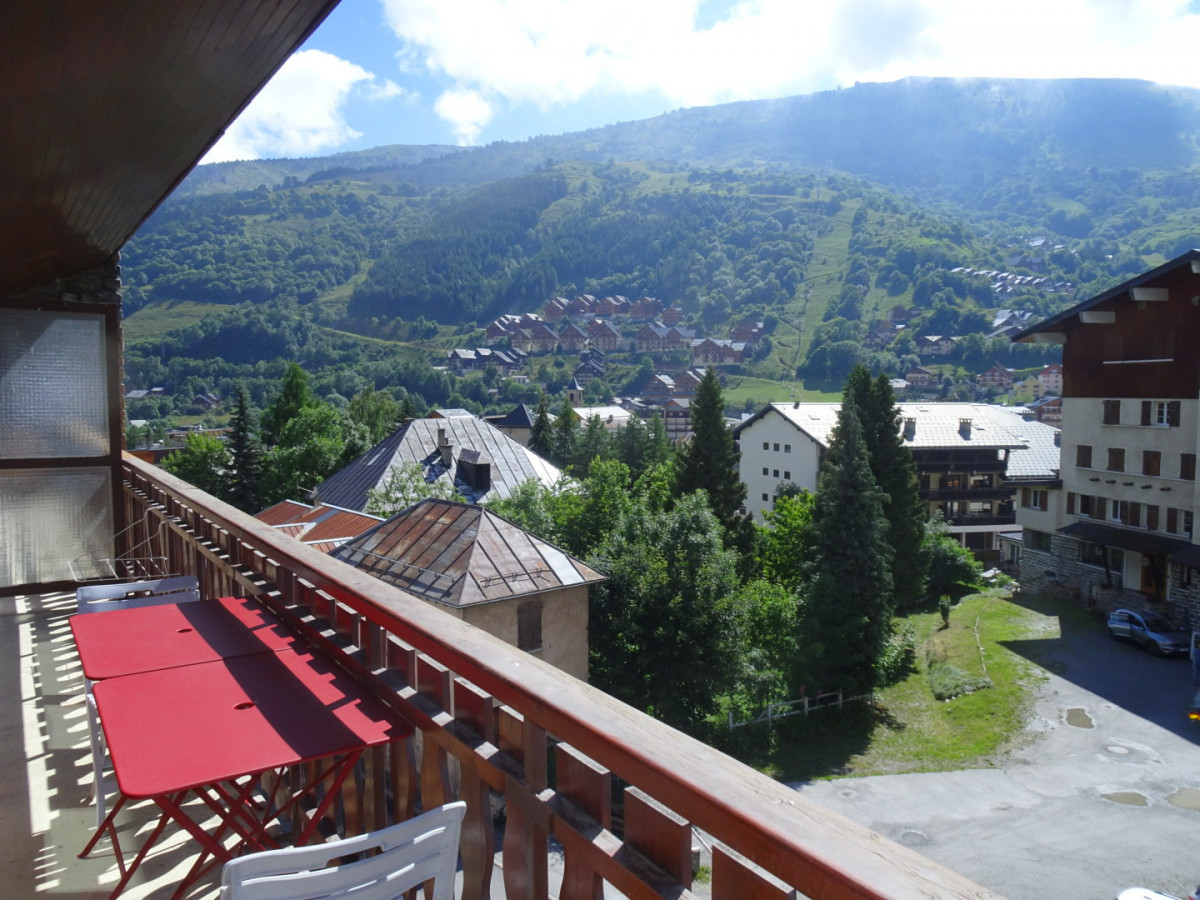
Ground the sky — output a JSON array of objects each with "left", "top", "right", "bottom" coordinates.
[{"left": 203, "top": 0, "right": 1200, "bottom": 164}]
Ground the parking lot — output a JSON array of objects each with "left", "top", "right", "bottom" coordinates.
[{"left": 794, "top": 593, "right": 1200, "bottom": 900}]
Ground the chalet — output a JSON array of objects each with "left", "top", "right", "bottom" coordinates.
[
  {"left": 735, "top": 402, "right": 1059, "bottom": 561},
  {"left": 636, "top": 323, "right": 671, "bottom": 353},
  {"left": 692, "top": 338, "right": 746, "bottom": 366},
  {"left": 906, "top": 365, "right": 937, "bottom": 388},
  {"left": 313, "top": 414, "right": 561, "bottom": 510},
  {"left": 525, "top": 322, "right": 559, "bottom": 354},
  {"left": 674, "top": 369, "right": 704, "bottom": 397},
  {"left": 664, "top": 398, "right": 692, "bottom": 441},
  {"left": 1026, "top": 395, "right": 1062, "bottom": 426},
  {"left": 542, "top": 297, "right": 569, "bottom": 320},
  {"left": 917, "top": 334, "right": 957, "bottom": 356},
  {"left": 639, "top": 373, "right": 675, "bottom": 403},
  {"left": 486, "top": 403, "right": 537, "bottom": 446},
  {"left": 332, "top": 499, "right": 604, "bottom": 680},
  {"left": 1038, "top": 363, "right": 1063, "bottom": 396},
  {"left": 587, "top": 319, "right": 621, "bottom": 352},
  {"left": 731, "top": 318, "right": 764, "bottom": 343},
  {"left": 1011, "top": 249, "right": 1200, "bottom": 625},
  {"left": 557, "top": 322, "right": 589, "bottom": 352},
  {"left": 572, "top": 405, "right": 633, "bottom": 431},
  {"left": 978, "top": 364, "right": 1015, "bottom": 390},
  {"left": 629, "top": 296, "right": 662, "bottom": 319},
  {"left": 661, "top": 306, "right": 685, "bottom": 326}
]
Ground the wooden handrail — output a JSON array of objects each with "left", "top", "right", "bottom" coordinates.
[{"left": 121, "top": 453, "right": 1004, "bottom": 900}]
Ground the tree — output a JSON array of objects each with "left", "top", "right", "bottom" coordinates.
[
  {"left": 802, "top": 396, "right": 893, "bottom": 695},
  {"left": 348, "top": 386, "right": 401, "bottom": 444},
  {"left": 529, "top": 394, "right": 552, "bottom": 458},
  {"left": 923, "top": 514, "right": 983, "bottom": 599},
  {"left": 161, "top": 432, "right": 229, "bottom": 499},
  {"left": 674, "top": 368, "right": 754, "bottom": 568},
  {"left": 551, "top": 394, "right": 577, "bottom": 469},
  {"left": 759, "top": 490, "right": 816, "bottom": 593},
  {"left": 259, "top": 404, "right": 368, "bottom": 506},
  {"left": 572, "top": 414, "right": 610, "bottom": 478},
  {"left": 587, "top": 492, "right": 741, "bottom": 732},
  {"left": 845, "top": 366, "right": 929, "bottom": 612},
  {"left": 226, "top": 384, "right": 264, "bottom": 511},
  {"left": 365, "top": 461, "right": 463, "bottom": 517},
  {"left": 261, "top": 362, "right": 316, "bottom": 445}
]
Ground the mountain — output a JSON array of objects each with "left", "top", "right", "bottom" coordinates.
[{"left": 120, "top": 77, "right": 1200, "bottom": 409}]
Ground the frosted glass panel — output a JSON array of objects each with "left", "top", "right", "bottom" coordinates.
[
  {"left": 0, "top": 468, "right": 112, "bottom": 588},
  {"left": 0, "top": 309, "right": 109, "bottom": 458}
]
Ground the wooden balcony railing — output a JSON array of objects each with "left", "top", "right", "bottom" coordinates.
[{"left": 120, "top": 454, "right": 1003, "bottom": 900}]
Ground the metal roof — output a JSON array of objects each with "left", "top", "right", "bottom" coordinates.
[
  {"left": 313, "top": 415, "right": 562, "bottom": 511},
  {"left": 2, "top": 0, "right": 339, "bottom": 294},
  {"left": 331, "top": 499, "right": 604, "bottom": 608}
]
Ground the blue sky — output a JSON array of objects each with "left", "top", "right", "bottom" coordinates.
[{"left": 204, "top": 0, "right": 1200, "bottom": 163}]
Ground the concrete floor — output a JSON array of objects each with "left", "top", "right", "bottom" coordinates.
[{"left": 1, "top": 591, "right": 223, "bottom": 900}]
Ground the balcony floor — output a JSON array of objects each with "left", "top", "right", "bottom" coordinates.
[{"left": 1, "top": 591, "right": 231, "bottom": 899}]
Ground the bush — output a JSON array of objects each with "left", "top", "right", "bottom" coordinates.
[
  {"left": 928, "top": 662, "right": 992, "bottom": 701},
  {"left": 876, "top": 625, "right": 916, "bottom": 686}
]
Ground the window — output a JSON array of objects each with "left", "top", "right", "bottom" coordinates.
[
  {"left": 1143, "top": 450, "right": 1161, "bottom": 477},
  {"left": 762, "top": 467, "right": 768, "bottom": 476},
  {"left": 1146, "top": 505, "right": 1160, "bottom": 531},
  {"left": 1141, "top": 400, "right": 1181, "bottom": 427},
  {"left": 1102, "top": 399, "right": 1121, "bottom": 425},
  {"left": 1109, "top": 500, "right": 1126, "bottom": 523},
  {"left": 762, "top": 442, "right": 768, "bottom": 450},
  {"left": 772, "top": 469, "right": 779, "bottom": 477},
  {"left": 773, "top": 443, "right": 780, "bottom": 451},
  {"left": 517, "top": 601, "right": 542, "bottom": 653},
  {"left": 1076, "top": 445, "right": 1092, "bottom": 468},
  {"left": 1186, "top": 511, "right": 1194, "bottom": 537},
  {"left": 1107, "top": 448, "right": 1125, "bottom": 472},
  {"left": 1024, "top": 529, "right": 1053, "bottom": 552},
  {"left": 1182, "top": 453, "right": 1196, "bottom": 481},
  {"left": 784, "top": 444, "right": 791, "bottom": 453},
  {"left": 1021, "top": 487, "right": 1047, "bottom": 510},
  {"left": 783, "top": 470, "right": 791, "bottom": 480},
  {"left": 1080, "top": 542, "right": 1123, "bottom": 573},
  {"left": 762, "top": 493, "right": 769, "bottom": 502},
  {"left": 941, "top": 474, "right": 965, "bottom": 490}
]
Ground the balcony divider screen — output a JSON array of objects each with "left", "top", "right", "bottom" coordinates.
[{"left": 0, "top": 300, "right": 123, "bottom": 593}]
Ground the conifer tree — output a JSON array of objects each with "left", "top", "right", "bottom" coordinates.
[
  {"left": 845, "top": 365, "right": 929, "bottom": 611},
  {"left": 227, "top": 384, "right": 264, "bottom": 512},
  {"left": 529, "top": 394, "right": 552, "bottom": 458},
  {"left": 262, "top": 362, "right": 315, "bottom": 445},
  {"left": 802, "top": 395, "right": 893, "bottom": 695},
  {"left": 551, "top": 394, "right": 578, "bottom": 468}
]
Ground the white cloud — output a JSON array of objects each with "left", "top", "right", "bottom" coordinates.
[
  {"left": 203, "top": 50, "right": 408, "bottom": 163},
  {"left": 377, "top": 0, "right": 1200, "bottom": 143}
]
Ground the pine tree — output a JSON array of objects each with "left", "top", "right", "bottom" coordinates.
[
  {"left": 262, "top": 362, "right": 315, "bottom": 445},
  {"left": 802, "top": 396, "right": 893, "bottom": 695},
  {"left": 551, "top": 394, "right": 577, "bottom": 468},
  {"left": 845, "top": 365, "right": 928, "bottom": 612},
  {"left": 529, "top": 394, "right": 552, "bottom": 458},
  {"left": 227, "top": 384, "right": 264, "bottom": 512}
]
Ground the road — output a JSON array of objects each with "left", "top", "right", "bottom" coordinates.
[{"left": 794, "top": 593, "right": 1200, "bottom": 900}]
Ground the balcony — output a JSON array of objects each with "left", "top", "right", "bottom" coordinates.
[{"left": 0, "top": 454, "right": 1003, "bottom": 900}]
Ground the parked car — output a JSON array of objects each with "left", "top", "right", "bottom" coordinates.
[{"left": 1106, "top": 608, "right": 1190, "bottom": 655}]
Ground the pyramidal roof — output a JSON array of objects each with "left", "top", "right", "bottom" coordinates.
[{"left": 331, "top": 499, "right": 604, "bottom": 608}]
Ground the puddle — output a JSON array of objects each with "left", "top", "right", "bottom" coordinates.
[
  {"left": 1065, "top": 707, "right": 1094, "bottom": 728},
  {"left": 1102, "top": 791, "right": 1148, "bottom": 806},
  {"left": 1167, "top": 788, "right": 1200, "bottom": 811},
  {"left": 896, "top": 829, "right": 929, "bottom": 846}
]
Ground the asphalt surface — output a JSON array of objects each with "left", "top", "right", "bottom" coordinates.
[{"left": 793, "top": 593, "right": 1200, "bottom": 900}]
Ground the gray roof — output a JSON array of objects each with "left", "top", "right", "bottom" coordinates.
[
  {"left": 331, "top": 499, "right": 604, "bottom": 608},
  {"left": 736, "top": 402, "right": 1060, "bottom": 479},
  {"left": 312, "top": 415, "right": 561, "bottom": 511}
]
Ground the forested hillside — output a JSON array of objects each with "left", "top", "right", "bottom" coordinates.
[{"left": 121, "top": 77, "right": 1200, "bottom": 414}]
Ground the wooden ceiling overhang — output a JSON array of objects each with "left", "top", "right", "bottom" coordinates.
[{"left": 1, "top": 0, "right": 341, "bottom": 295}]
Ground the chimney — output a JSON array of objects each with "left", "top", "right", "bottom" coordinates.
[
  {"left": 1053, "top": 431, "right": 1061, "bottom": 447},
  {"left": 959, "top": 418, "right": 972, "bottom": 438},
  {"left": 903, "top": 417, "right": 916, "bottom": 439},
  {"left": 437, "top": 427, "right": 454, "bottom": 467}
]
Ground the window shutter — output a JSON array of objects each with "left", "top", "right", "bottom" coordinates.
[
  {"left": 1128, "top": 501, "right": 1140, "bottom": 526},
  {"left": 1168, "top": 507, "right": 1178, "bottom": 533},
  {"left": 1147, "top": 505, "right": 1159, "bottom": 531},
  {"left": 1095, "top": 497, "right": 1106, "bottom": 519},
  {"left": 1067, "top": 492, "right": 1076, "bottom": 514},
  {"left": 1169, "top": 400, "right": 1181, "bottom": 427},
  {"left": 1141, "top": 401, "right": 1152, "bottom": 426}
]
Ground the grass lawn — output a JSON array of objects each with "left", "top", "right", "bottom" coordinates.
[{"left": 731, "top": 585, "right": 1058, "bottom": 781}]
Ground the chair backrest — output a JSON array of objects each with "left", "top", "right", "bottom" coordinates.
[
  {"left": 220, "top": 801, "right": 466, "bottom": 900},
  {"left": 76, "top": 575, "right": 201, "bottom": 613}
]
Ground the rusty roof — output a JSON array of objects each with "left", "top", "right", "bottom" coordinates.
[
  {"left": 2, "top": 0, "right": 339, "bottom": 294},
  {"left": 255, "top": 499, "right": 314, "bottom": 525},
  {"left": 331, "top": 499, "right": 604, "bottom": 608}
]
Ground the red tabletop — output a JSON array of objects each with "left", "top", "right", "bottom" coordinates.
[
  {"left": 70, "top": 596, "right": 303, "bottom": 680},
  {"left": 92, "top": 646, "right": 411, "bottom": 798}
]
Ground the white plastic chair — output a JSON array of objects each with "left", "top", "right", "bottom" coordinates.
[
  {"left": 220, "top": 801, "right": 466, "bottom": 900},
  {"left": 76, "top": 575, "right": 201, "bottom": 829}
]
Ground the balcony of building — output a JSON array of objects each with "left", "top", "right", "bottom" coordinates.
[{"left": 0, "top": 455, "right": 1004, "bottom": 900}]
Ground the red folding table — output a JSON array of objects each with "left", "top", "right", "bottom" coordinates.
[{"left": 73, "top": 600, "right": 412, "bottom": 900}]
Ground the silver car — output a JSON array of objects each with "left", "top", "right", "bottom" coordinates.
[{"left": 1106, "top": 608, "right": 1190, "bottom": 655}]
